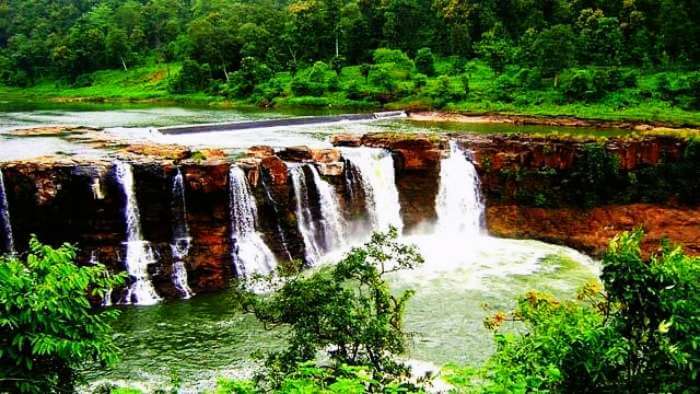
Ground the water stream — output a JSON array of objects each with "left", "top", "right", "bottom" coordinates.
[
  {"left": 0, "top": 169, "right": 14, "bottom": 254},
  {"left": 171, "top": 168, "right": 194, "bottom": 299},
  {"left": 290, "top": 164, "right": 346, "bottom": 264},
  {"left": 229, "top": 166, "right": 277, "bottom": 277},
  {"left": 341, "top": 148, "right": 404, "bottom": 233},
  {"left": 114, "top": 161, "right": 162, "bottom": 305}
]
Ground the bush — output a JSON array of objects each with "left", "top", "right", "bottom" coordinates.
[
  {"left": 478, "top": 230, "right": 700, "bottom": 393},
  {"left": 168, "top": 59, "right": 211, "bottom": 93},
  {"left": 414, "top": 47, "right": 435, "bottom": 76},
  {"left": 372, "top": 48, "right": 414, "bottom": 71},
  {"left": 0, "top": 237, "right": 125, "bottom": 393},
  {"left": 224, "top": 57, "right": 272, "bottom": 98}
]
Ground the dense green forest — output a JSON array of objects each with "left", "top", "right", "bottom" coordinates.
[{"left": 2, "top": 0, "right": 700, "bottom": 121}]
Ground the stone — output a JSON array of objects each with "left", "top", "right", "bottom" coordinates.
[
  {"left": 247, "top": 145, "right": 275, "bottom": 158},
  {"left": 315, "top": 162, "right": 344, "bottom": 176}
]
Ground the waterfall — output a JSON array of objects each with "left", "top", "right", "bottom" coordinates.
[
  {"left": 0, "top": 169, "right": 14, "bottom": 255},
  {"left": 435, "top": 141, "right": 485, "bottom": 235},
  {"left": 170, "top": 168, "right": 194, "bottom": 299},
  {"left": 229, "top": 166, "right": 277, "bottom": 277},
  {"left": 114, "top": 161, "right": 162, "bottom": 305},
  {"left": 340, "top": 148, "right": 403, "bottom": 233},
  {"left": 290, "top": 164, "right": 346, "bottom": 264}
]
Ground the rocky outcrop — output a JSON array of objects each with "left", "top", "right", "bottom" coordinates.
[
  {"left": 335, "top": 132, "right": 699, "bottom": 256},
  {"left": 487, "top": 204, "right": 700, "bottom": 257}
]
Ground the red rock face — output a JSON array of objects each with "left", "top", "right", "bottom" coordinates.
[
  {"left": 181, "top": 162, "right": 233, "bottom": 293},
  {"left": 487, "top": 204, "right": 700, "bottom": 257}
]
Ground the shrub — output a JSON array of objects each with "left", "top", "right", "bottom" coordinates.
[
  {"left": 168, "top": 59, "right": 211, "bottom": 93},
  {"left": 414, "top": 47, "right": 435, "bottom": 76},
  {"left": 479, "top": 230, "right": 700, "bottom": 393},
  {"left": 0, "top": 237, "right": 125, "bottom": 393},
  {"left": 372, "top": 48, "right": 414, "bottom": 71},
  {"left": 225, "top": 57, "right": 272, "bottom": 98}
]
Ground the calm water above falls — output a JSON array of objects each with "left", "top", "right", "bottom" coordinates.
[{"left": 0, "top": 104, "right": 628, "bottom": 162}]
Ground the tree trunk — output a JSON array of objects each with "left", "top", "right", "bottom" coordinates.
[{"left": 120, "top": 56, "right": 128, "bottom": 72}]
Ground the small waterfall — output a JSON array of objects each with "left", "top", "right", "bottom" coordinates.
[
  {"left": 341, "top": 148, "right": 403, "bottom": 233},
  {"left": 0, "top": 169, "right": 14, "bottom": 255},
  {"left": 170, "top": 168, "right": 194, "bottom": 299},
  {"left": 114, "top": 161, "right": 162, "bottom": 306},
  {"left": 229, "top": 166, "right": 277, "bottom": 277},
  {"left": 435, "top": 141, "right": 485, "bottom": 235},
  {"left": 290, "top": 164, "right": 345, "bottom": 264}
]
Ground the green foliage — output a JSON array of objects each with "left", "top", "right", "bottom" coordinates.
[
  {"left": 414, "top": 48, "right": 435, "bottom": 76},
  {"left": 372, "top": 48, "right": 414, "bottom": 71},
  {"left": 241, "top": 228, "right": 425, "bottom": 391},
  {"left": 0, "top": 236, "right": 125, "bottom": 393},
  {"left": 223, "top": 57, "right": 272, "bottom": 98},
  {"left": 471, "top": 230, "right": 700, "bottom": 393},
  {"left": 168, "top": 59, "right": 211, "bottom": 94}
]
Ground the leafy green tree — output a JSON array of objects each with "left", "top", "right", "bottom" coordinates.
[
  {"left": 529, "top": 24, "right": 577, "bottom": 82},
  {"left": 242, "top": 228, "right": 424, "bottom": 390},
  {"left": 0, "top": 236, "right": 124, "bottom": 393},
  {"left": 414, "top": 47, "right": 435, "bottom": 76},
  {"left": 475, "top": 28, "right": 514, "bottom": 73}
]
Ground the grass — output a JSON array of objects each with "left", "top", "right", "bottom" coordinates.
[{"left": 2, "top": 59, "right": 700, "bottom": 128}]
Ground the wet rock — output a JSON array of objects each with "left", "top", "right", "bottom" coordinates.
[
  {"left": 487, "top": 203, "right": 700, "bottom": 258},
  {"left": 330, "top": 134, "right": 362, "bottom": 147},
  {"left": 260, "top": 156, "right": 288, "bottom": 186},
  {"left": 122, "top": 144, "right": 191, "bottom": 160},
  {"left": 315, "top": 162, "right": 344, "bottom": 176},
  {"left": 247, "top": 145, "right": 275, "bottom": 159}
]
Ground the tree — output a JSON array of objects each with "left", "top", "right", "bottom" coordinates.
[
  {"left": 414, "top": 47, "right": 435, "bottom": 76},
  {"left": 0, "top": 236, "right": 124, "bottom": 393},
  {"left": 529, "top": 24, "right": 577, "bottom": 81},
  {"left": 242, "top": 228, "right": 425, "bottom": 390}
]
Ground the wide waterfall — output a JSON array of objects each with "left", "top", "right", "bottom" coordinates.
[
  {"left": 170, "top": 168, "right": 194, "bottom": 299},
  {"left": 114, "top": 161, "right": 162, "bottom": 305},
  {"left": 341, "top": 148, "right": 403, "bottom": 233},
  {"left": 435, "top": 141, "right": 485, "bottom": 235},
  {"left": 0, "top": 169, "right": 14, "bottom": 254},
  {"left": 290, "top": 164, "right": 346, "bottom": 264},
  {"left": 229, "top": 166, "right": 277, "bottom": 277}
]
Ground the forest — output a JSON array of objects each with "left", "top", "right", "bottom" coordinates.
[{"left": 2, "top": 0, "right": 700, "bottom": 123}]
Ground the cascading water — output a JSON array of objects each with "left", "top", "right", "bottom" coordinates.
[
  {"left": 435, "top": 141, "right": 485, "bottom": 235},
  {"left": 114, "top": 161, "right": 162, "bottom": 305},
  {"left": 290, "top": 164, "right": 346, "bottom": 264},
  {"left": 341, "top": 148, "right": 403, "bottom": 233},
  {"left": 229, "top": 166, "right": 277, "bottom": 277},
  {"left": 170, "top": 168, "right": 194, "bottom": 299},
  {"left": 0, "top": 169, "right": 14, "bottom": 255}
]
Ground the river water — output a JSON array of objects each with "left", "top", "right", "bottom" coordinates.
[{"left": 0, "top": 103, "right": 602, "bottom": 391}]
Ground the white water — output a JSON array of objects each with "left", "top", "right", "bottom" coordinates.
[
  {"left": 0, "top": 169, "right": 14, "bottom": 254},
  {"left": 229, "top": 166, "right": 277, "bottom": 277},
  {"left": 290, "top": 164, "right": 346, "bottom": 264},
  {"left": 171, "top": 168, "right": 194, "bottom": 299},
  {"left": 341, "top": 148, "right": 403, "bottom": 233},
  {"left": 114, "top": 161, "right": 162, "bottom": 305},
  {"left": 435, "top": 141, "right": 485, "bottom": 235}
]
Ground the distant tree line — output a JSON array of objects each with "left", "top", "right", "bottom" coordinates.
[{"left": 1, "top": 0, "right": 699, "bottom": 88}]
